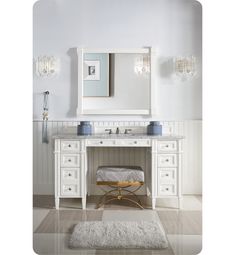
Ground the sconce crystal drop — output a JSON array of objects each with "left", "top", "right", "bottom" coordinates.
[
  {"left": 35, "top": 56, "right": 59, "bottom": 77},
  {"left": 134, "top": 55, "right": 150, "bottom": 75},
  {"left": 173, "top": 56, "right": 196, "bottom": 81}
]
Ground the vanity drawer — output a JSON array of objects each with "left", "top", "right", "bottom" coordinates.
[
  {"left": 158, "top": 141, "right": 177, "bottom": 152},
  {"left": 119, "top": 139, "right": 150, "bottom": 147},
  {"left": 61, "top": 154, "right": 80, "bottom": 167},
  {"left": 158, "top": 168, "right": 177, "bottom": 183},
  {"left": 61, "top": 184, "right": 79, "bottom": 196},
  {"left": 86, "top": 139, "right": 116, "bottom": 146},
  {"left": 158, "top": 154, "right": 177, "bottom": 167},
  {"left": 61, "top": 168, "right": 79, "bottom": 181},
  {"left": 61, "top": 140, "right": 80, "bottom": 152},
  {"left": 158, "top": 184, "right": 177, "bottom": 196}
]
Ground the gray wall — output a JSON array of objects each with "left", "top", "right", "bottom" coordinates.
[{"left": 33, "top": 0, "right": 202, "bottom": 120}]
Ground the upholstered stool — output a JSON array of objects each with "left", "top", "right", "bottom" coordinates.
[{"left": 96, "top": 166, "right": 144, "bottom": 209}]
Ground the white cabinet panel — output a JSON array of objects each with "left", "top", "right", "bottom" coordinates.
[
  {"left": 61, "top": 168, "right": 79, "bottom": 181},
  {"left": 60, "top": 154, "right": 80, "bottom": 167},
  {"left": 61, "top": 140, "right": 80, "bottom": 152},
  {"left": 158, "top": 184, "right": 177, "bottom": 196},
  {"left": 54, "top": 136, "right": 184, "bottom": 209},
  {"left": 117, "top": 139, "right": 150, "bottom": 147},
  {"left": 158, "top": 168, "right": 177, "bottom": 183},
  {"left": 86, "top": 139, "right": 116, "bottom": 146},
  {"left": 61, "top": 184, "right": 79, "bottom": 196},
  {"left": 157, "top": 141, "right": 177, "bottom": 152},
  {"left": 158, "top": 154, "right": 177, "bottom": 167}
]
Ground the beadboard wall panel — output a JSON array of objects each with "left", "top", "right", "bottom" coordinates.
[{"left": 33, "top": 120, "right": 202, "bottom": 195}]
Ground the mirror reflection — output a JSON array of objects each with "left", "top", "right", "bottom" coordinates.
[{"left": 83, "top": 53, "right": 150, "bottom": 98}]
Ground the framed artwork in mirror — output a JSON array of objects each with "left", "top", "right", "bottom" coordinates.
[
  {"left": 83, "top": 53, "right": 109, "bottom": 97},
  {"left": 84, "top": 60, "right": 100, "bottom": 80}
]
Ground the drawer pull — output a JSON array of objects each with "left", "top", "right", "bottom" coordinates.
[
  {"left": 134, "top": 141, "right": 137, "bottom": 144},
  {"left": 68, "top": 159, "right": 71, "bottom": 162},
  {"left": 165, "top": 145, "right": 169, "bottom": 147},
  {"left": 166, "top": 188, "right": 169, "bottom": 191},
  {"left": 68, "top": 188, "right": 71, "bottom": 191},
  {"left": 68, "top": 173, "right": 72, "bottom": 176},
  {"left": 68, "top": 144, "right": 71, "bottom": 147},
  {"left": 166, "top": 174, "right": 169, "bottom": 176},
  {"left": 100, "top": 141, "right": 103, "bottom": 144},
  {"left": 165, "top": 159, "right": 169, "bottom": 162}
]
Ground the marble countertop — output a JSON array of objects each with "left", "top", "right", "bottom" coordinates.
[{"left": 53, "top": 134, "right": 184, "bottom": 140}]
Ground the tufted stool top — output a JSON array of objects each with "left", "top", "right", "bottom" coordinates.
[{"left": 96, "top": 166, "right": 144, "bottom": 184}]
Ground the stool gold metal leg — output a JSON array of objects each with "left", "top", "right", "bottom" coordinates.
[
  {"left": 96, "top": 183, "right": 145, "bottom": 209},
  {"left": 122, "top": 197, "right": 144, "bottom": 209},
  {"left": 121, "top": 189, "right": 142, "bottom": 204},
  {"left": 96, "top": 188, "right": 120, "bottom": 209}
]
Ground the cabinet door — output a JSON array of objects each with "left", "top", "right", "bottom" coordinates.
[
  {"left": 61, "top": 168, "right": 79, "bottom": 181},
  {"left": 61, "top": 140, "right": 80, "bottom": 152},
  {"left": 158, "top": 168, "right": 177, "bottom": 183},
  {"left": 157, "top": 141, "right": 177, "bottom": 152},
  {"left": 61, "top": 154, "right": 80, "bottom": 167},
  {"left": 158, "top": 154, "right": 177, "bottom": 167},
  {"left": 61, "top": 184, "right": 80, "bottom": 196},
  {"left": 158, "top": 184, "right": 177, "bottom": 196}
]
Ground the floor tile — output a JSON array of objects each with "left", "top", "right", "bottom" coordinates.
[
  {"left": 35, "top": 210, "right": 103, "bottom": 233},
  {"left": 102, "top": 210, "right": 160, "bottom": 222},
  {"left": 33, "top": 195, "right": 203, "bottom": 211},
  {"left": 95, "top": 247, "right": 174, "bottom": 255},
  {"left": 33, "top": 208, "right": 50, "bottom": 232},
  {"left": 158, "top": 211, "right": 202, "bottom": 235},
  {"left": 33, "top": 233, "right": 96, "bottom": 255},
  {"left": 33, "top": 233, "right": 174, "bottom": 255},
  {"left": 195, "top": 196, "right": 202, "bottom": 203},
  {"left": 167, "top": 235, "right": 202, "bottom": 255},
  {"left": 180, "top": 196, "right": 202, "bottom": 211},
  {"left": 156, "top": 196, "right": 202, "bottom": 211}
]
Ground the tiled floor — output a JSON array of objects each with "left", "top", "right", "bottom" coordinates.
[{"left": 33, "top": 195, "right": 202, "bottom": 255}]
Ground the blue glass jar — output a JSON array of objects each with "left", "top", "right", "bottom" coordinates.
[
  {"left": 147, "top": 121, "right": 162, "bottom": 136},
  {"left": 77, "top": 121, "right": 92, "bottom": 135}
]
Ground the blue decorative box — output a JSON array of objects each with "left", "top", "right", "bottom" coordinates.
[
  {"left": 147, "top": 121, "right": 162, "bottom": 136},
  {"left": 77, "top": 121, "right": 92, "bottom": 135}
]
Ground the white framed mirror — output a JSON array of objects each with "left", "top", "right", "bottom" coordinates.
[{"left": 77, "top": 47, "right": 155, "bottom": 115}]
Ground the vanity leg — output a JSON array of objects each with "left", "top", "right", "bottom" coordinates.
[
  {"left": 152, "top": 198, "right": 156, "bottom": 210},
  {"left": 55, "top": 197, "right": 60, "bottom": 210},
  {"left": 82, "top": 197, "right": 86, "bottom": 210}
]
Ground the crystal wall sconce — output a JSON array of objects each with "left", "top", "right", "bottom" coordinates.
[
  {"left": 134, "top": 55, "right": 150, "bottom": 75},
  {"left": 35, "top": 56, "right": 59, "bottom": 77},
  {"left": 173, "top": 56, "right": 196, "bottom": 81}
]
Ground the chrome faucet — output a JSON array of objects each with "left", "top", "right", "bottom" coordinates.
[{"left": 116, "top": 127, "right": 120, "bottom": 134}]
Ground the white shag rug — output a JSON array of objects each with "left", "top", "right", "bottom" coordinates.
[{"left": 69, "top": 221, "right": 168, "bottom": 249}]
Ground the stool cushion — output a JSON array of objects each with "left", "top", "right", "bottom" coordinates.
[{"left": 96, "top": 166, "right": 144, "bottom": 183}]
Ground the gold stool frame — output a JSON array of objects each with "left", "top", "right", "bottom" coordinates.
[{"left": 96, "top": 181, "right": 144, "bottom": 209}]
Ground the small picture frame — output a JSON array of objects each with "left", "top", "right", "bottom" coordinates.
[{"left": 84, "top": 60, "right": 100, "bottom": 80}]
